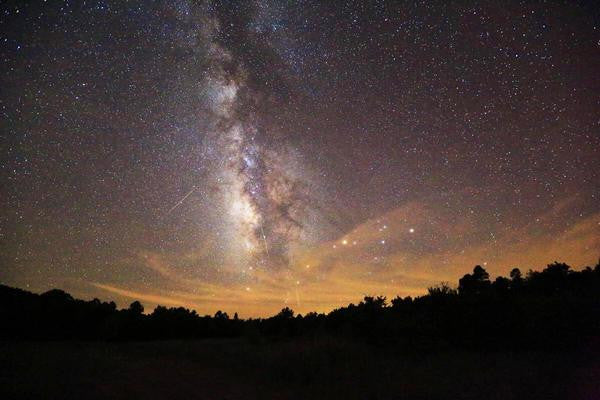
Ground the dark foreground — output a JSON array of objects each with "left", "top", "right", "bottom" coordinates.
[{"left": 1, "top": 339, "right": 598, "bottom": 400}]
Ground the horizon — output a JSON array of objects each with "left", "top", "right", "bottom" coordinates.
[{"left": 3, "top": 259, "right": 598, "bottom": 318}]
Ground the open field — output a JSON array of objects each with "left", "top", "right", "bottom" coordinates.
[{"left": 1, "top": 339, "right": 598, "bottom": 400}]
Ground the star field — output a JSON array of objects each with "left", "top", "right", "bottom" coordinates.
[{"left": 1, "top": 1, "right": 599, "bottom": 316}]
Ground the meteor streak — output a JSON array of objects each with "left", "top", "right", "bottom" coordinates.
[
  {"left": 165, "top": 186, "right": 197, "bottom": 216},
  {"left": 260, "top": 225, "right": 269, "bottom": 256}
]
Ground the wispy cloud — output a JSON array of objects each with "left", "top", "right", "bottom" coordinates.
[{"left": 88, "top": 197, "right": 599, "bottom": 317}]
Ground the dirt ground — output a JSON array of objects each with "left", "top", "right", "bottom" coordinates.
[{"left": 1, "top": 339, "right": 598, "bottom": 399}]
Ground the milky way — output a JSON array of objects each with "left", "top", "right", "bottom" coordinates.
[
  {"left": 1, "top": 1, "right": 598, "bottom": 316},
  {"left": 191, "top": 10, "right": 313, "bottom": 271}
]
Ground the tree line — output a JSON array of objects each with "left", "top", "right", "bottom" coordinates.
[{"left": 1, "top": 261, "right": 599, "bottom": 350}]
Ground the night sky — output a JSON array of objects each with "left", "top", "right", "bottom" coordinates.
[{"left": 1, "top": 1, "right": 599, "bottom": 316}]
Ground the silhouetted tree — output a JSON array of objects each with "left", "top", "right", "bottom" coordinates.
[
  {"left": 1, "top": 260, "right": 599, "bottom": 347},
  {"left": 129, "top": 301, "right": 144, "bottom": 315},
  {"left": 473, "top": 265, "right": 490, "bottom": 281},
  {"left": 360, "top": 296, "right": 387, "bottom": 309},
  {"left": 214, "top": 310, "right": 229, "bottom": 320},
  {"left": 458, "top": 265, "right": 491, "bottom": 296},
  {"left": 276, "top": 307, "right": 294, "bottom": 319},
  {"left": 391, "top": 296, "right": 413, "bottom": 310},
  {"left": 427, "top": 283, "right": 457, "bottom": 297},
  {"left": 510, "top": 268, "right": 522, "bottom": 281},
  {"left": 492, "top": 276, "right": 510, "bottom": 293}
]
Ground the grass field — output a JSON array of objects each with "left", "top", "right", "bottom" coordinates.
[{"left": 1, "top": 339, "right": 598, "bottom": 399}]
